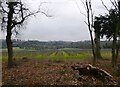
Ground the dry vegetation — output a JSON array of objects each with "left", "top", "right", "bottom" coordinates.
[{"left": 2, "top": 57, "right": 120, "bottom": 86}]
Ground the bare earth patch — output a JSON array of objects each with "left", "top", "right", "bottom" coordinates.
[{"left": 2, "top": 58, "right": 120, "bottom": 86}]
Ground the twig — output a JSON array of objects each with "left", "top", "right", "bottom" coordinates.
[
  {"left": 110, "top": 0, "right": 118, "bottom": 10},
  {"left": 74, "top": 0, "right": 87, "bottom": 17},
  {"left": 100, "top": 0, "right": 109, "bottom": 11}
]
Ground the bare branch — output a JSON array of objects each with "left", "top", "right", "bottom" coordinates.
[
  {"left": 39, "top": 10, "right": 52, "bottom": 17},
  {"left": 110, "top": 0, "right": 118, "bottom": 10},
  {"left": 11, "top": 9, "right": 51, "bottom": 28},
  {"left": 89, "top": 0, "right": 94, "bottom": 28},
  {"left": 113, "top": 0, "right": 118, "bottom": 7},
  {"left": 74, "top": 0, "right": 87, "bottom": 17},
  {"left": 86, "top": 0, "right": 91, "bottom": 29},
  {"left": 38, "top": 2, "right": 52, "bottom": 17},
  {"left": 80, "top": 0, "right": 87, "bottom": 10},
  {"left": 10, "top": 1, "right": 52, "bottom": 29},
  {"left": 84, "top": 21, "right": 88, "bottom": 26},
  {"left": 100, "top": 0, "right": 109, "bottom": 11},
  {"left": 1, "top": 5, "right": 8, "bottom": 13},
  {"left": 20, "top": 3, "right": 24, "bottom": 19}
]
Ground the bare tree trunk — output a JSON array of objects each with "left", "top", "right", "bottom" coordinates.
[
  {"left": 112, "top": 34, "right": 117, "bottom": 67},
  {"left": 113, "top": 1, "right": 120, "bottom": 65},
  {"left": 116, "top": 38, "right": 119, "bottom": 64},
  {"left": 115, "top": 19, "right": 120, "bottom": 66},
  {"left": 95, "top": 32, "right": 102, "bottom": 60},
  {"left": 91, "top": 32, "right": 96, "bottom": 66},
  {"left": 6, "top": 3, "right": 14, "bottom": 68},
  {"left": 116, "top": 1, "right": 120, "bottom": 66},
  {"left": 6, "top": 32, "right": 14, "bottom": 68},
  {"left": 86, "top": 0, "right": 96, "bottom": 66}
]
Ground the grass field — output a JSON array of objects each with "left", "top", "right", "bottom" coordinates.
[{"left": 1, "top": 47, "right": 118, "bottom": 61}]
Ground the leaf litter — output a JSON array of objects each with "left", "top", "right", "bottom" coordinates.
[{"left": 2, "top": 58, "right": 120, "bottom": 86}]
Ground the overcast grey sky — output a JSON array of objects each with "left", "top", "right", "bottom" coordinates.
[{"left": 1, "top": 0, "right": 115, "bottom": 41}]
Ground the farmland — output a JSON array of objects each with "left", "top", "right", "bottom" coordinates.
[
  {"left": 1, "top": 47, "right": 114, "bottom": 60},
  {"left": 1, "top": 39, "right": 116, "bottom": 61}
]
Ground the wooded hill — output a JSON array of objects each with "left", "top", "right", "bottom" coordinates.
[{"left": 1, "top": 39, "right": 115, "bottom": 50}]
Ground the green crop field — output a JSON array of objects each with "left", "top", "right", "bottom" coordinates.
[{"left": 1, "top": 47, "right": 119, "bottom": 61}]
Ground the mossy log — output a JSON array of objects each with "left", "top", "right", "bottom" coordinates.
[{"left": 71, "top": 64, "right": 112, "bottom": 83}]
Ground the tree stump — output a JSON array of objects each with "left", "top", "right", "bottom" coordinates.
[{"left": 71, "top": 64, "right": 113, "bottom": 83}]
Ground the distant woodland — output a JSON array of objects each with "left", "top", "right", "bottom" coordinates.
[{"left": 1, "top": 39, "right": 115, "bottom": 50}]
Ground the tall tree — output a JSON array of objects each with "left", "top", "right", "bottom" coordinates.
[
  {"left": 99, "top": 9, "right": 118, "bottom": 67},
  {"left": 0, "top": 0, "right": 50, "bottom": 68},
  {"left": 109, "top": 9, "right": 118, "bottom": 67},
  {"left": 85, "top": 0, "right": 96, "bottom": 65},
  {"left": 78, "top": 0, "right": 96, "bottom": 65},
  {"left": 116, "top": 0, "right": 120, "bottom": 65},
  {"left": 79, "top": 0, "right": 104, "bottom": 65},
  {"left": 100, "top": 0, "right": 120, "bottom": 67}
]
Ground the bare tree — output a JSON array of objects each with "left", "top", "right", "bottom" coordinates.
[
  {"left": 76, "top": 0, "right": 107, "bottom": 65},
  {"left": 85, "top": 0, "right": 96, "bottom": 65},
  {"left": 75, "top": 0, "right": 98, "bottom": 65},
  {"left": 0, "top": 0, "right": 51, "bottom": 68}
]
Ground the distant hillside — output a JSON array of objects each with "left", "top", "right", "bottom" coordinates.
[{"left": 1, "top": 39, "right": 113, "bottom": 50}]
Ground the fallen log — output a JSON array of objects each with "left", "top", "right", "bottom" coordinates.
[{"left": 71, "top": 64, "right": 113, "bottom": 83}]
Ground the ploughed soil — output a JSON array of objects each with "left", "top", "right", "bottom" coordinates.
[{"left": 2, "top": 58, "right": 120, "bottom": 86}]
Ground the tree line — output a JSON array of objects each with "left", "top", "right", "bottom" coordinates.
[{"left": 1, "top": 39, "right": 116, "bottom": 50}]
